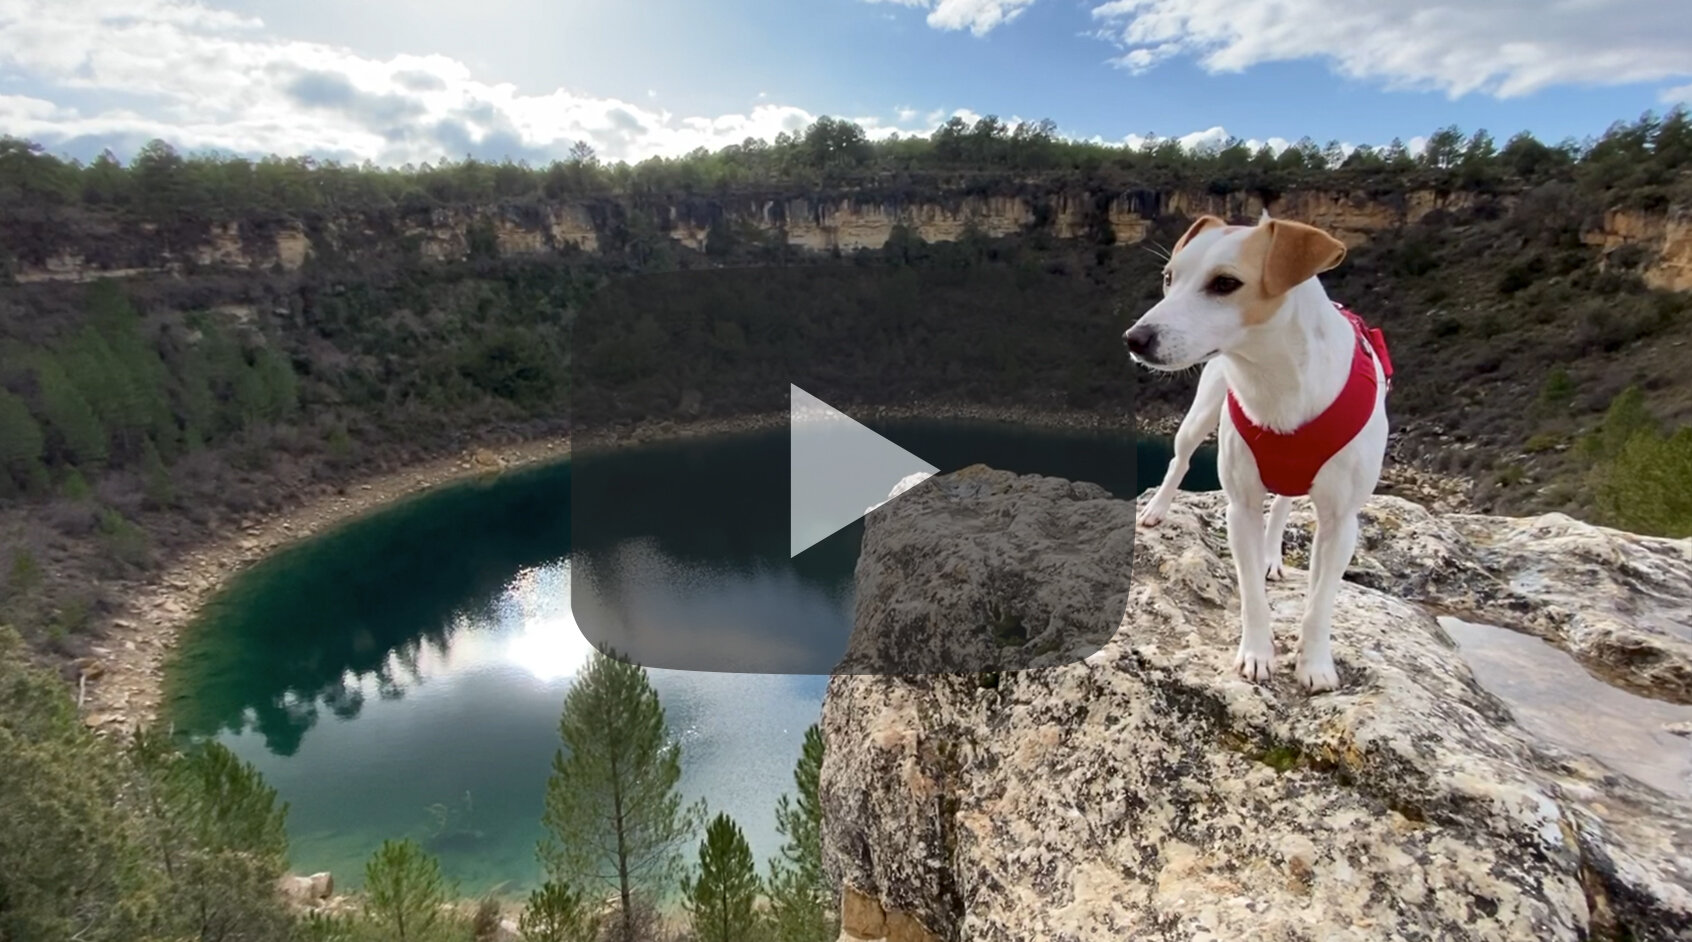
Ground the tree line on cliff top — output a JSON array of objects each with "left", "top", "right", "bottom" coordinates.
[{"left": 2, "top": 106, "right": 1691, "bottom": 219}]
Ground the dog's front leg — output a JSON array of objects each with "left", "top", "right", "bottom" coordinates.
[
  {"left": 1227, "top": 495, "right": 1275, "bottom": 682},
  {"left": 1296, "top": 506, "right": 1357, "bottom": 692},
  {"left": 1139, "top": 361, "right": 1224, "bottom": 528}
]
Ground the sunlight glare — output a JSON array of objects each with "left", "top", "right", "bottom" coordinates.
[{"left": 502, "top": 561, "right": 598, "bottom": 682}]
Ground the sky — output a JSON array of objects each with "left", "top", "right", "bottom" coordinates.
[{"left": 2, "top": 0, "right": 1691, "bottom": 168}]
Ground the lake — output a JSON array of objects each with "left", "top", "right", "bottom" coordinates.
[{"left": 162, "top": 419, "right": 1218, "bottom": 896}]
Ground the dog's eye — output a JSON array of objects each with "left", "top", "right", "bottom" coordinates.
[
  {"left": 1162, "top": 270, "right": 1172, "bottom": 288},
  {"left": 1206, "top": 274, "right": 1243, "bottom": 295}
]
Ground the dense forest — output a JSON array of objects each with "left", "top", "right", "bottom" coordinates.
[{"left": 2, "top": 106, "right": 1692, "bottom": 939}]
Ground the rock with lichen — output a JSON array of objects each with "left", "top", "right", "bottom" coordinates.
[{"left": 820, "top": 467, "right": 1692, "bottom": 942}]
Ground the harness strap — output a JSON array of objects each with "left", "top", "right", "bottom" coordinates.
[{"left": 1336, "top": 301, "right": 1392, "bottom": 390}]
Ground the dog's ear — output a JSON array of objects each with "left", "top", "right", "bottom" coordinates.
[
  {"left": 1258, "top": 220, "right": 1346, "bottom": 296},
  {"left": 1171, "top": 214, "right": 1226, "bottom": 256}
]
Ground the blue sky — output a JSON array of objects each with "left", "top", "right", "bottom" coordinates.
[{"left": 2, "top": 0, "right": 1691, "bottom": 167}]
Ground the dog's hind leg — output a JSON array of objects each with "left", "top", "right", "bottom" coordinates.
[
  {"left": 1263, "top": 495, "right": 1293, "bottom": 581},
  {"left": 1139, "top": 360, "right": 1225, "bottom": 528}
]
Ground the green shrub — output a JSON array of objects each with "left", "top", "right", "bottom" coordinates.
[
  {"left": 6, "top": 547, "right": 42, "bottom": 596},
  {"left": 0, "top": 627, "right": 296, "bottom": 942},
  {"left": 1582, "top": 385, "right": 1658, "bottom": 461},
  {"left": 1539, "top": 368, "right": 1575, "bottom": 407},
  {"left": 1498, "top": 256, "right": 1544, "bottom": 294},
  {"left": 97, "top": 508, "right": 151, "bottom": 570},
  {"left": 0, "top": 626, "right": 144, "bottom": 942},
  {"left": 1594, "top": 425, "right": 1692, "bottom": 537}
]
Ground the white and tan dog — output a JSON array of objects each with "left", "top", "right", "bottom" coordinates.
[{"left": 1123, "top": 212, "right": 1389, "bottom": 692}]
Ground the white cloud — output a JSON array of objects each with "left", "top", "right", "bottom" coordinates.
[
  {"left": 1118, "top": 127, "right": 1293, "bottom": 154},
  {"left": 0, "top": 0, "right": 943, "bottom": 166},
  {"left": 1090, "top": 0, "right": 1692, "bottom": 99},
  {"left": 862, "top": 0, "right": 1038, "bottom": 36},
  {"left": 0, "top": 0, "right": 1472, "bottom": 170},
  {"left": 866, "top": 0, "right": 1692, "bottom": 98},
  {"left": 1662, "top": 83, "right": 1692, "bottom": 106},
  {"left": 1109, "top": 43, "right": 1180, "bottom": 73}
]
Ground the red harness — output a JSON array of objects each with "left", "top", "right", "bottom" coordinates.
[{"left": 1225, "top": 302, "right": 1393, "bottom": 498}]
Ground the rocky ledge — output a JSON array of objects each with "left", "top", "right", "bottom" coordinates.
[{"left": 819, "top": 468, "right": 1692, "bottom": 942}]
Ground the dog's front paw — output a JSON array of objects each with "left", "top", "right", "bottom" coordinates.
[
  {"left": 1295, "top": 650, "right": 1339, "bottom": 693},
  {"left": 1138, "top": 494, "right": 1173, "bottom": 528},
  {"left": 1232, "top": 642, "right": 1275, "bottom": 683},
  {"left": 1265, "top": 556, "right": 1285, "bottom": 581}
]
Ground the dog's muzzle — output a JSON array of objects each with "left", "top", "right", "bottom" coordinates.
[{"left": 1124, "top": 324, "right": 1158, "bottom": 360}]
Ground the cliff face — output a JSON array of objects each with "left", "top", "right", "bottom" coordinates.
[
  {"left": 820, "top": 469, "right": 1692, "bottom": 942},
  {"left": 5, "top": 185, "right": 1500, "bottom": 285},
  {"left": 1583, "top": 207, "right": 1692, "bottom": 292}
]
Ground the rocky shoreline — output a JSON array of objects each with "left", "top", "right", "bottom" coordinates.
[{"left": 73, "top": 400, "right": 1466, "bottom": 737}]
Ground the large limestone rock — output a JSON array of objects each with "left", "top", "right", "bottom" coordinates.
[
  {"left": 820, "top": 468, "right": 1692, "bottom": 942},
  {"left": 277, "top": 871, "right": 334, "bottom": 909}
]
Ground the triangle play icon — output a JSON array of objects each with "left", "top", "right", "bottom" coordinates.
[{"left": 789, "top": 384, "right": 939, "bottom": 558}]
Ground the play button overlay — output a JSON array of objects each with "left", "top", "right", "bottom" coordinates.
[
  {"left": 566, "top": 266, "right": 1134, "bottom": 677},
  {"left": 789, "top": 384, "right": 937, "bottom": 558}
]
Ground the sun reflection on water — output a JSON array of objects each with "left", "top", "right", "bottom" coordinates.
[{"left": 501, "top": 561, "right": 598, "bottom": 683}]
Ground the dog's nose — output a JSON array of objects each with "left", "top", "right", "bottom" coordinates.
[{"left": 1124, "top": 324, "right": 1158, "bottom": 358}]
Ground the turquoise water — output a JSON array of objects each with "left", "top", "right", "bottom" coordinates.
[{"left": 163, "top": 421, "right": 1218, "bottom": 895}]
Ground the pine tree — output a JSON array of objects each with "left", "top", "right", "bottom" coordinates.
[
  {"left": 232, "top": 356, "right": 271, "bottom": 432},
  {"left": 255, "top": 347, "right": 300, "bottom": 421},
  {"left": 683, "top": 812, "right": 764, "bottom": 942},
  {"left": 0, "top": 388, "right": 47, "bottom": 495},
  {"left": 1595, "top": 426, "right": 1692, "bottom": 538},
  {"left": 172, "top": 345, "right": 219, "bottom": 447},
  {"left": 60, "top": 326, "right": 149, "bottom": 458},
  {"left": 87, "top": 287, "right": 179, "bottom": 458},
  {"left": 766, "top": 724, "right": 835, "bottom": 941},
  {"left": 1383, "top": 138, "right": 1414, "bottom": 169},
  {"left": 1585, "top": 385, "right": 1658, "bottom": 461},
  {"left": 361, "top": 839, "right": 450, "bottom": 942},
  {"left": 125, "top": 733, "right": 295, "bottom": 942},
  {"left": 34, "top": 354, "right": 108, "bottom": 470},
  {"left": 1320, "top": 139, "right": 1346, "bottom": 169},
  {"left": 539, "top": 648, "right": 705, "bottom": 942},
  {"left": 518, "top": 880, "right": 601, "bottom": 942}
]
